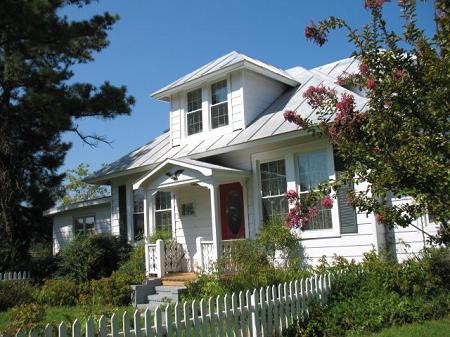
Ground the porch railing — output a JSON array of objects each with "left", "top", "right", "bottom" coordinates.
[
  {"left": 196, "top": 237, "right": 245, "bottom": 273},
  {"left": 145, "top": 240, "right": 184, "bottom": 278}
]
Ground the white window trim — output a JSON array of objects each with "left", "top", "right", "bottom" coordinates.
[
  {"left": 209, "top": 77, "right": 231, "bottom": 131},
  {"left": 186, "top": 88, "right": 203, "bottom": 136},
  {"left": 251, "top": 139, "right": 341, "bottom": 240}
]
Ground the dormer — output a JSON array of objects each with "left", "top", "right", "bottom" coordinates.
[{"left": 152, "top": 51, "right": 299, "bottom": 147}]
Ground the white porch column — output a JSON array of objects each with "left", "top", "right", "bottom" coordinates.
[{"left": 209, "top": 183, "right": 222, "bottom": 261}]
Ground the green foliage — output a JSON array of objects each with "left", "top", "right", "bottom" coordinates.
[
  {"left": 56, "top": 234, "right": 131, "bottom": 282},
  {"left": 34, "top": 279, "right": 79, "bottom": 306},
  {"left": 0, "top": 281, "right": 35, "bottom": 312},
  {"left": 185, "top": 219, "right": 310, "bottom": 300},
  {"left": 0, "top": 0, "right": 134, "bottom": 270},
  {"left": 292, "top": 0, "right": 450, "bottom": 244},
  {"left": 9, "top": 303, "right": 46, "bottom": 332},
  {"left": 148, "top": 229, "right": 173, "bottom": 243},
  {"left": 62, "top": 163, "right": 110, "bottom": 205},
  {"left": 28, "top": 241, "right": 58, "bottom": 281},
  {"left": 284, "top": 248, "right": 450, "bottom": 336},
  {"left": 115, "top": 243, "right": 146, "bottom": 284}
]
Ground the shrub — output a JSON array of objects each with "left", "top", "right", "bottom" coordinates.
[
  {"left": 56, "top": 234, "right": 131, "bottom": 281},
  {"left": 34, "top": 279, "right": 79, "bottom": 306},
  {"left": 148, "top": 230, "right": 172, "bottom": 243},
  {"left": 28, "top": 241, "right": 58, "bottom": 281},
  {"left": 9, "top": 303, "right": 46, "bottom": 331},
  {"left": 116, "top": 243, "right": 146, "bottom": 284},
  {"left": 284, "top": 247, "right": 450, "bottom": 336},
  {"left": 0, "top": 281, "right": 35, "bottom": 311}
]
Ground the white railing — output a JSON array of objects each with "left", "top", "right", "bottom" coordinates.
[
  {"left": 12, "top": 273, "right": 335, "bottom": 337},
  {"left": 196, "top": 238, "right": 245, "bottom": 273},
  {"left": 146, "top": 240, "right": 185, "bottom": 277},
  {"left": 0, "top": 271, "right": 31, "bottom": 281}
]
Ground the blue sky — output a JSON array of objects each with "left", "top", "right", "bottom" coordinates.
[{"left": 61, "top": 0, "right": 435, "bottom": 174}]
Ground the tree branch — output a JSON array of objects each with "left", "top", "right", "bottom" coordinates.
[{"left": 69, "top": 125, "right": 112, "bottom": 147}]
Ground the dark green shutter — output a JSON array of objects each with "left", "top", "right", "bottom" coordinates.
[
  {"left": 118, "top": 185, "right": 128, "bottom": 240},
  {"left": 334, "top": 150, "right": 358, "bottom": 234}
]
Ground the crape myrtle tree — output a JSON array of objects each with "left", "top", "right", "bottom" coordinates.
[
  {"left": 284, "top": 0, "right": 449, "bottom": 245},
  {"left": 0, "top": 0, "right": 135, "bottom": 269}
]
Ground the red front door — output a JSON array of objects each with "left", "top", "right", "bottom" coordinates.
[{"left": 220, "top": 182, "right": 245, "bottom": 240}]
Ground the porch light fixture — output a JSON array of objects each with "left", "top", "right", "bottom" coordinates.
[{"left": 165, "top": 169, "right": 184, "bottom": 181}]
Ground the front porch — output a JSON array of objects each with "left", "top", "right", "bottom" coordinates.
[{"left": 133, "top": 158, "right": 250, "bottom": 278}]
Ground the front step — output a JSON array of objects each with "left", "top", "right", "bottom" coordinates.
[{"left": 145, "top": 285, "right": 187, "bottom": 310}]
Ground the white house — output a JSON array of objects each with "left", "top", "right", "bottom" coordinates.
[{"left": 45, "top": 51, "right": 438, "bottom": 275}]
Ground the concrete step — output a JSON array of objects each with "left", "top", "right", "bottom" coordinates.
[{"left": 154, "top": 285, "right": 187, "bottom": 295}]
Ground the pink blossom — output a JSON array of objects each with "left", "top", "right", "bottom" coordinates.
[
  {"left": 321, "top": 195, "right": 333, "bottom": 208},
  {"left": 364, "top": 0, "right": 391, "bottom": 9},
  {"left": 303, "top": 85, "right": 335, "bottom": 109},
  {"left": 345, "top": 194, "right": 354, "bottom": 206},
  {"left": 394, "top": 68, "right": 404, "bottom": 79},
  {"left": 285, "top": 190, "right": 299, "bottom": 203},
  {"left": 375, "top": 213, "right": 383, "bottom": 224},
  {"left": 304, "top": 21, "right": 327, "bottom": 46},
  {"left": 367, "top": 79, "right": 375, "bottom": 89},
  {"left": 335, "top": 94, "right": 356, "bottom": 114},
  {"left": 359, "top": 63, "right": 369, "bottom": 75}
]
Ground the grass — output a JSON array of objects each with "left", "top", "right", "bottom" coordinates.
[
  {"left": 0, "top": 305, "right": 135, "bottom": 333},
  {"left": 348, "top": 317, "right": 450, "bottom": 337}
]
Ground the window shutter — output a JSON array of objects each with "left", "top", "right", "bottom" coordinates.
[
  {"left": 334, "top": 151, "right": 357, "bottom": 234},
  {"left": 118, "top": 185, "right": 128, "bottom": 240}
]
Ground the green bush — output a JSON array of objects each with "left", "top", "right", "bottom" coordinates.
[
  {"left": 116, "top": 243, "right": 146, "bottom": 284},
  {"left": 148, "top": 229, "right": 172, "bottom": 243},
  {"left": 9, "top": 303, "right": 46, "bottom": 331},
  {"left": 56, "top": 234, "right": 131, "bottom": 281},
  {"left": 185, "top": 218, "right": 310, "bottom": 300},
  {"left": 283, "top": 247, "right": 450, "bottom": 337},
  {"left": 0, "top": 281, "right": 35, "bottom": 311},
  {"left": 34, "top": 279, "right": 79, "bottom": 306}
]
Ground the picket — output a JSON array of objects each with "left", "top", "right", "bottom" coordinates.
[
  {"left": 11, "top": 272, "right": 344, "bottom": 337},
  {"left": 0, "top": 271, "right": 31, "bottom": 281}
]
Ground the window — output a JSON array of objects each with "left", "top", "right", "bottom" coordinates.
[
  {"left": 298, "top": 150, "right": 332, "bottom": 230},
  {"left": 187, "top": 88, "right": 203, "bottom": 135},
  {"left": 133, "top": 189, "right": 145, "bottom": 240},
  {"left": 74, "top": 216, "right": 95, "bottom": 236},
  {"left": 210, "top": 80, "right": 228, "bottom": 129},
  {"left": 260, "top": 160, "right": 288, "bottom": 220},
  {"left": 155, "top": 191, "right": 172, "bottom": 233}
]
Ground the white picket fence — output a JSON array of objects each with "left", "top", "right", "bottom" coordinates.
[
  {"left": 13, "top": 273, "right": 335, "bottom": 337},
  {"left": 0, "top": 271, "right": 31, "bottom": 281}
]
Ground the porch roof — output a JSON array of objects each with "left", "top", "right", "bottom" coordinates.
[{"left": 133, "top": 158, "right": 249, "bottom": 190}]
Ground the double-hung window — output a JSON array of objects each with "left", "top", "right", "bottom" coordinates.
[
  {"left": 210, "top": 80, "right": 228, "bottom": 129},
  {"left": 74, "top": 216, "right": 95, "bottom": 236},
  {"left": 298, "top": 150, "right": 332, "bottom": 230},
  {"left": 133, "top": 189, "right": 145, "bottom": 240},
  {"left": 155, "top": 191, "right": 172, "bottom": 233},
  {"left": 260, "top": 160, "right": 288, "bottom": 220},
  {"left": 187, "top": 88, "right": 203, "bottom": 135}
]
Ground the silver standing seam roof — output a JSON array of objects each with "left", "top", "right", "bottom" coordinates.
[{"left": 86, "top": 55, "right": 365, "bottom": 184}]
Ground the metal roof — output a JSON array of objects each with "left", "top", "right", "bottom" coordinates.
[
  {"left": 43, "top": 197, "right": 111, "bottom": 216},
  {"left": 87, "top": 56, "right": 366, "bottom": 184},
  {"left": 151, "top": 51, "right": 298, "bottom": 100}
]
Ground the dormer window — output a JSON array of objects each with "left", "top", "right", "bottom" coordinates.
[
  {"left": 187, "top": 88, "right": 203, "bottom": 136},
  {"left": 210, "top": 80, "right": 228, "bottom": 129}
]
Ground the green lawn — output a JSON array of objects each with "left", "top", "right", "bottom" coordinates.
[
  {"left": 349, "top": 317, "right": 450, "bottom": 337},
  {"left": 0, "top": 305, "right": 135, "bottom": 334}
]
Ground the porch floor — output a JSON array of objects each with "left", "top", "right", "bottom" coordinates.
[{"left": 161, "top": 272, "right": 197, "bottom": 286}]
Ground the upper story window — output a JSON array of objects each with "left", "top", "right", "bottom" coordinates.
[
  {"left": 133, "top": 189, "right": 145, "bottom": 240},
  {"left": 155, "top": 191, "right": 172, "bottom": 233},
  {"left": 74, "top": 215, "right": 95, "bottom": 236},
  {"left": 187, "top": 88, "right": 203, "bottom": 136},
  {"left": 210, "top": 80, "right": 228, "bottom": 129},
  {"left": 298, "top": 150, "right": 332, "bottom": 230},
  {"left": 260, "top": 160, "right": 288, "bottom": 221}
]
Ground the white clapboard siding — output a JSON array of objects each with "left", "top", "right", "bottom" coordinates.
[{"left": 10, "top": 270, "right": 368, "bottom": 337}]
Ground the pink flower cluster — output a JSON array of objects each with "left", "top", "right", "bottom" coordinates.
[
  {"left": 321, "top": 195, "right": 333, "bottom": 208},
  {"left": 283, "top": 111, "right": 310, "bottom": 128},
  {"left": 328, "top": 93, "right": 367, "bottom": 143},
  {"left": 284, "top": 189, "right": 299, "bottom": 203},
  {"left": 375, "top": 213, "right": 383, "bottom": 224},
  {"left": 367, "top": 79, "right": 375, "bottom": 89},
  {"left": 285, "top": 204, "right": 319, "bottom": 230},
  {"left": 359, "top": 63, "right": 369, "bottom": 75},
  {"left": 303, "top": 85, "right": 335, "bottom": 110},
  {"left": 304, "top": 21, "right": 326, "bottom": 46},
  {"left": 364, "top": 0, "right": 391, "bottom": 9}
]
